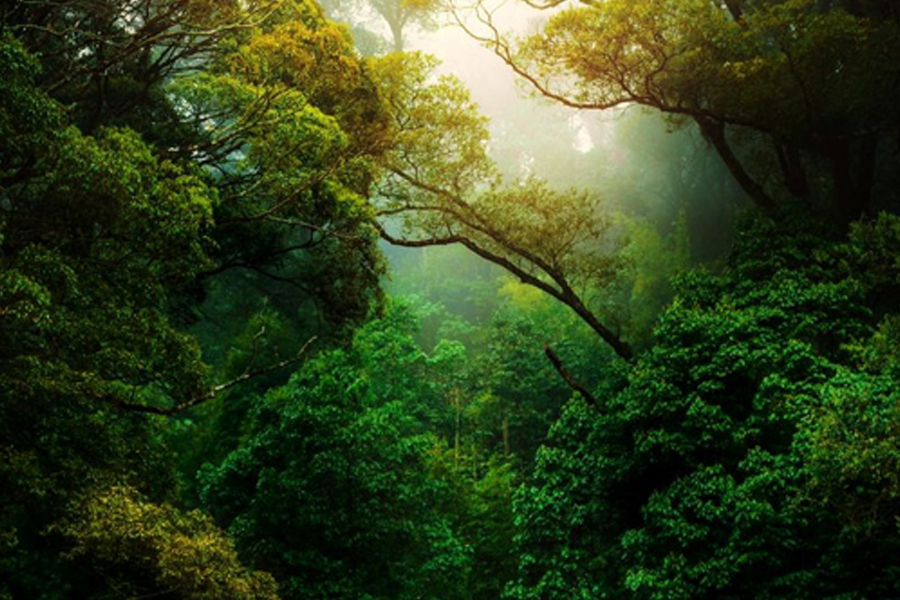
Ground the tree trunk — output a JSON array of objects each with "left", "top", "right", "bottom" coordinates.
[
  {"left": 774, "top": 140, "right": 810, "bottom": 198},
  {"left": 388, "top": 17, "right": 404, "bottom": 52},
  {"left": 696, "top": 117, "right": 779, "bottom": 212},
  {"left": 454, "top": 393, "right": 461, "bottom": 467},
  {"left": 722, "top": 0, "right": 744, "bottom": 23},
  {"left": 856, "top": 133, "right": 879, "bottom": 215},
  {"left": 824, "top": 135, "right": 878, "bottom": 224},
  {"left": 502, "top": 411, "right": 510, "bottom": 456}
]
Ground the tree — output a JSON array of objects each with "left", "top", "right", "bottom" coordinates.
[
  {"left": 322, "top": 0, "right": 443, "bottom": 51},
  {"left": 371, "top": 52, "right": 634, "bottom": 360},
  {"left": 61, "top": 486, "right": 281, "bottom": 600},
  {"left": 506, "top": 210, "right": 900, "bottom": 600},
  {"left": 3, "top": 0, "right": 271, "bottom": 135},
  {"left": 199, "top": 312, "right": 472, "bottom": 600},
  {"left": 6, "top": 0, "right": 389, "bottom": 336},
  {"left": 0, "top": 32, "right": 217, "bottom": 598},
  {"left": 0, "top": 1, "right": 391, "bottom": 593},
  {"left": 166, "top": 0, "right": 389, "bottom": 333},
  {"left": 478, "top": 304, "right": 597, "bottom": 460},
  {"left": 455, "top": 0, "right": 900, "bottom": 222}
]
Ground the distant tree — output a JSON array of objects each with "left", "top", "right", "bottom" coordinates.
[
  {"left": 322, "top": 0, "right": 443, "bottom": 51},
  {"left": 477, "top": 308, "right": 591, "bottom": 460}
]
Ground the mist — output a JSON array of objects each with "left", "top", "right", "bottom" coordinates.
[{"left": 338, "top": 1, "right": 751, "bottom": 344}]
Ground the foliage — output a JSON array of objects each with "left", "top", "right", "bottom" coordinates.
[
  {"left": 0, "top": 3, "right": 388, "bottom": 596},
  {"left": 507, "top": 211, "right": 900, "bottom": 600},
  {"left": 477, "top": 307, "right": 594, "bottom": 461},
  {"left": 387, "top": 254, "right": 611, "bottom": 466},
  {"left": 802, "top": 372, "right": 900, "bottom": 540},
  {"left": 5, "top": 0, "right": 256, "bottom": 135},
  {"left": 200, "top": 309, "right": 472, "bottom": 600},
  {"left": 169, "top": 0, "right": 387, "bottom": 334},
  {"left": 464, "top": 0, "right": 900, "bottom": 219},
  {"left": 0, "top": 33, "right": 216, "bottom": 598},
  {"left": 428, "top": 453, "right": 519, "bottom": 600},
  {"left": 5, "top": 1, "right": 900, "bottom": 599},
  {"left": 61, "top": 486, "right": 280, "bottom": 600}
]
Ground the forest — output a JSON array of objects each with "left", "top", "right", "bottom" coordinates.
[{"left": 2, "top": 0, "right": 900, "bottom": 598}]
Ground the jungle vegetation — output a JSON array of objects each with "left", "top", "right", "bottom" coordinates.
[{"left": 2, "top": 0, "right": 900, "bottom": 599}]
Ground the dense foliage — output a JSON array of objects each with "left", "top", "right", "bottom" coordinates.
[
  {"left": 200, "top": 312, "right": 470, "bottom": 600},
  {"left": 507, "top": 211, "right": 900, "bottom": 600},
  {"left": 1, "top": 0, "right": 386, "bottom": 596},
  {"left": 2, "top": 0, "right": 900, "bottom": 599}
]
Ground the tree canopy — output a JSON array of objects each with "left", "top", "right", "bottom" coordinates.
[
  {"left": 371, "top": 52, "right": 636, "bottom": 359},
  {"left": 456, "top": 0, "right": 900, "bottom": 221},
  {"left": 3, "top": 0, "right": 900, "bottom": 598},
  {"left": 507, "top": 210, "right": 900, "bottom": 600}
]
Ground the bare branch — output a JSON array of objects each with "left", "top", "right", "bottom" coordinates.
[{"left": 543, "top": 344, "right": 599, "bottom": 408}]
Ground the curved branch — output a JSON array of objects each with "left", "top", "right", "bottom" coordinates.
[
  {"left": 451, "top": 0, "right": 786, "bottom": 214},
  {"left": 387, "top": 168, "right": 581, "bottom": 295},
  {"left": 374, "top": 220, "right": 633, "bottom": 360},
  {"left": 451, "top": 6, "right": 634, "bottom": 112},
  {"left": 544, "top": 344, "right": 599, "bottom": 408}
]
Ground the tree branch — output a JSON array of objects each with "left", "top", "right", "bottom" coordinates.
[
  {"left": 374, "top": 220, "right": 633, "bottom": 360},
  {"left": 111, "top": 336, "right": 318, "bottom": 416},
  {"left": 543, "top": 344, "right": 599, "bottom": 408},
  {"left": 695, "top": 117, "right": 778, "bottom": 211}
]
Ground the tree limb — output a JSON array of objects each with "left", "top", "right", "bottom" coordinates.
[
  {"left": 374, "top": 220, "right": 634, "bottom": 360},
  {"left": 451, "top": 0, "right": 786, "bottom": 215},
  {"left": 111, "top": 336, "right": 318, "bottom": 416},
  {"left": 543, "top": 344, "right": 599, "bottom": 409},
  {"left": 695, "top": 117, "right": 778, "bottom": 211}
]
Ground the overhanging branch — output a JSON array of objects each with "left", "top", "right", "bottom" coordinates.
[{"left": 374, "top": 220, "right": 633, "bottom": 360}]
